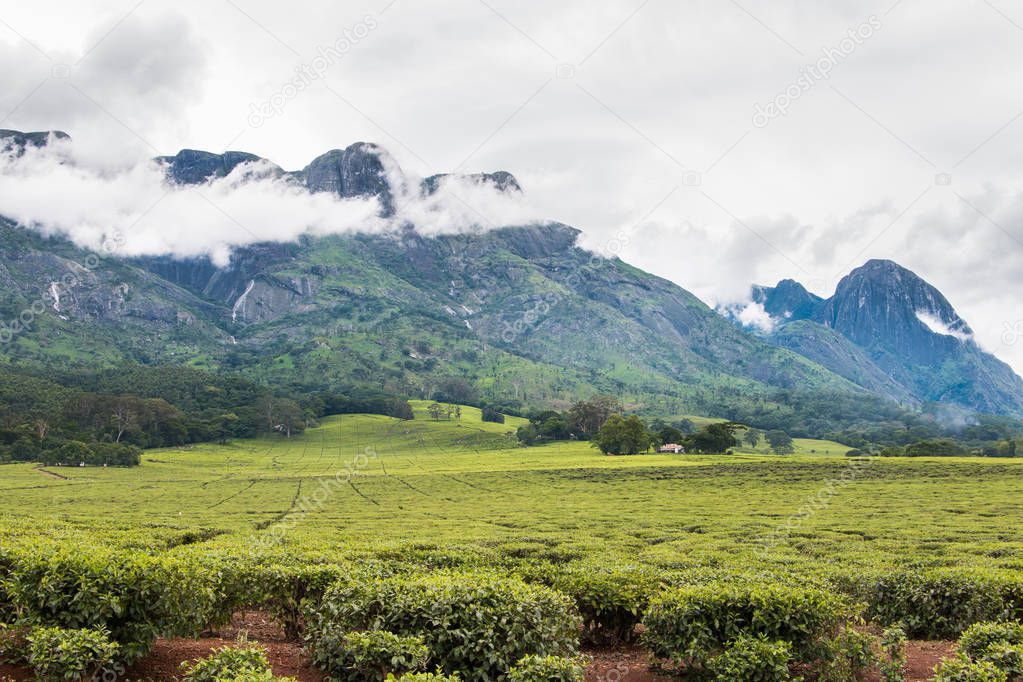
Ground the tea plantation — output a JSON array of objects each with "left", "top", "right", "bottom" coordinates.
[{"left": 3, "top": 402, "right": 1023, "bottom": 680}]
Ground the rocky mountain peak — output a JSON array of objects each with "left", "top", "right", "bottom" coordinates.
[
  {"left": 752, "top": 278, "right": 822, "bottom": 321},
  {"left": 0, "top": 129, "right": 70, "bottom": 157},
  {"left": 295, "top": 142, "right": 398, "bottom": 215},
  {"left": 818, "top": 259, "right": 973, "bottom": 360},
  {"left": 156, "top": 149, "right": 279, "bottom": 185},
  {"left": 422, "top": 170, "right": 522, "bottom": 195}
]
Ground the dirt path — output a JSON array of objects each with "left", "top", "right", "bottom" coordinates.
[
  {"left": 33, "top": 465, "right": 68, "bottom": 480},
  {"left": 0, "top": 613, "right": 958, "bottom": 681}
]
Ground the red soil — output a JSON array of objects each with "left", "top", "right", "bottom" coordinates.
[{"left": 0, "top": 613, "right": 958, "bottom": 681}]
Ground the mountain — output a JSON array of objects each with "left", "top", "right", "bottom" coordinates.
[
  {"left": 752, "top": 279, "right": 822, "bottom": 321},
  {"left": 747, "top": 260, "right": 1023, "bottom": 416},
  {"left": 0, "top": 127, "right": 1017, "bottom": 432}
]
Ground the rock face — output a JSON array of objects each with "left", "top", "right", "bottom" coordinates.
[
  {"left": 816, "top": 259, "right": 971, "bottom": 365},
  {"left": 156, "top": 149, "right": 276, "bottom": 185},
  {"left": 752, "top": 279, "right": 822, "bottom": 321},
  {"left": 292, "top": 143, "right": 396, "bottom": 214},
  {"left": 0, "top": 129, "right": 70, "bottom": 156},
  {"left": 422, "top": 171, "right": 522, "bottom": 195},
  {"left": 746, "top": 259, "right": 1023, "bottom": 415}
]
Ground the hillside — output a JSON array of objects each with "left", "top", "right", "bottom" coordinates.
[
  {"left": 748, "top": 260, "right": 1023, "bottom": 416},
  {"left": 1, "top": 128, "right": 1019, "bottom": 432}
]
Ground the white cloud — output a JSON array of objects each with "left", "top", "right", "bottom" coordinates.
[
  {"left": 0, "top": 136, "right": 545, "bottom": 266},
  {"left": 915, "top": 310, "right": 972, "bottom": 343}
]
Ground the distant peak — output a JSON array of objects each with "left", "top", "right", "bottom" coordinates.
[
  {"left": 422, "top": 170, "right": 522, "bottom": 196},
  {"left": 0, "top": 129, "right": 70, "bottom": 155}
]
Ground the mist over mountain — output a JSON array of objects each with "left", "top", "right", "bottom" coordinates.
[{"left": 1, "top": 128, "right": 1021, "bottom": 433}]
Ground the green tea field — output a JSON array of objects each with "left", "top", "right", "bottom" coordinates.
[{"left": 3, "top": 403, "right": 1023, "bottom": 680}]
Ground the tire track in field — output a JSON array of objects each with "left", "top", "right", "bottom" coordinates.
[
  {"left": 348, "top": 479, "right": 379, "bottom": 506},
  {"left": 208, "top": 479, "right": 258, "bottom": 509},
  {"left": 255, "top": 479, "right": 304, "bottom": 530},
  {"left": 34, "top": 465, "right": 69, "bottom": 480}
]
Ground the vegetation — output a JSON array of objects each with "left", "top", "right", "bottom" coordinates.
[
  {"left": 25, "top": 626, "right": 119, "bottom": 682},
  {"left": 180, "top": 645, "right": 297, "bottom": 682},
  {"left": 3, "top": 405, "right": 1023, "bottom": 678}
]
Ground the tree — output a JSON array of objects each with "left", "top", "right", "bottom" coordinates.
[
  {"left": 212, "top": 413, "right": 239, "bottom": 444},
  {"left": 592, "top": 415, "right": 650, "bottom": 455},
  {"left": 655, "top": 426, "right": 685, "bottom": 447},
  {"left": 427, "top": 402, "right": 444, "bottom": 420},
  {"left": 481, "top": 406, "right": 505, "bottom": 424},
  {"left": 684, "top": 422, "right": 744, "bottom": 454},
  {"left": 568, "top": 395, "right": 623, "bottom": 439},
  {"left": 743, "top": 428, "right": 762, "bottom": 448},
  {"left": 766, "top": 430, "right": 795, "bottom": 454},
  {"left": 433, "top": 377, "right": 478, "bottom": 406},
  {"left": 110, "top": 399, "right": 139, "bottom": 443}
]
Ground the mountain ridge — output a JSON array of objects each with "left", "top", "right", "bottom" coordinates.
[{"left": 2, "top": 128, "right": 1020, "bottom": 424}]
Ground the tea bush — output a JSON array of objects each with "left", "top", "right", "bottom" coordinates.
[
  {"left": 306, "top": 572, "right": 580, "bottom": 681},
  {"left": 25, "top": 626, "right": 119, "bottom": 682},
  {"left": 306, "top": 629, "right": 429, "bottom": 680},
  {"left": 879, "top": 625, "right": 907, "bottom": 682},
  {"left": 857, "top": 570, "right": 1023, "bottom": 639},
  {"left": 506, "top": 654, "right": 586, "bottom": 682},
  {"left": 705, "top": 636, "right": 792, "bottom": 682},
  {"left": 209, "top": 557, "right": 351, "bottom": 638},
  {"left": 641, "top": 582, "right": 847, "bottom": 670},
  {"left": 6, "top": 547, "right": 218, "bottom": 662},
  {"left": 959, "top": 622, "right": 1023, "bottom": 659},
  {"left": 933, "top": 654, "right": 1009, "bottom": 681},
  {"left": 388, "top": 673, "right": 462, "bottom": 681},
  {"left": 179, "top": 644, "right": 276, "bottom": 681},
  {"left": 951, "top": 621, "right": 1023, "bottom": 680},
  {"left": 543, "top": 563, "right": 663, "bottom": 644}
]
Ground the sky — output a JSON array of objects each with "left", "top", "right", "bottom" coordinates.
[{"left": 1, "top": 0, "right": 1023, "bottom": 371}]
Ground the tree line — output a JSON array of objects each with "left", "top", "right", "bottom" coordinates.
[{"left": 0, "top": 364, "right": 414, "bottom": 466}]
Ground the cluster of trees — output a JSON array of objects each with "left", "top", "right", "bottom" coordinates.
[
  {"left": 512, "top": 394, "right": 806, "bottom": 457},
  {"left": 0, "top": 365, "right": 415, "bottom": 466},
  {"left": 427, "top": 402, "right": 462, "bottom": 420},
  {"left": 848, "top": 438, "right": 1022, "bottom": 458},
  {"left": 515, "top": 395, "right": 625, "bottom": 445}
]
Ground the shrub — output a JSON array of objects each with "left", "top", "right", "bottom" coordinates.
[
  {"left": 960, "top": 622, "right": 1023, "bottom": 659},
  {"left": 859, "top": 571, "right": 1022, "bottom": 639},
  {"left": 180, "top": 644, "right": 272, "bottom": 681},
  {"left": 705, "top": 636, "right": 792, "bottom": 682},
  {"left": 306, "top": 572, "right": 580, "bottom": 681},
  {"left": 26, "top": 626, "right": 119, "bottom": 682},
  {"left": 641, "top": 583, "right": 847, "bottom": 669},
  {"left": 0, "top": 624, "right": 27, "bottom": 664},
  {"left": 214, "top": 559, "right": 349, "bottom": 638},
  {"left": 306, "top": 629, "right": 429, "bottom": 680},
  {"left": 816, "top": 626, "right": 877, "bottom": 682},
  {"left": 507, "top": 654, "right": 586, "bottom": 681},
  {"left": 388, "top": 673, "right": 462, "bottom": 681},
  {"left": 879, "top": 625, "right": 907, "bottom": 682},
  {"left": 7, "top": 548, "right": 218, "bottom": 663},
  {"left": 548, "top": 563, "right": 663, "bottom": 643},
  {"left": 933, "top": 654, "right": 1008, "bottom": 681},
  {"left": 978, "top": 642, "right": 1023, "bottom": 679}
]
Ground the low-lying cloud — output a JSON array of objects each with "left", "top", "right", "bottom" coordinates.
[{"left": 0, "top": 136, "right": 547, "bottom": 266}]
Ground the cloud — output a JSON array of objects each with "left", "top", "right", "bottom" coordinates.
[
  {"left": 733, "top": 301, "right": 777, "bottom": 333},
  {"left": 915, "top": 310, "right": 972, "bottom": 343},
  {"left": 0, "top": 136, "right": 545, "bottom": 266}
]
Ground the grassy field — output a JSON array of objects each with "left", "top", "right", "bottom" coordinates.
[{"left": 3, "top": 401, "right": 1023, "bottom": 580}]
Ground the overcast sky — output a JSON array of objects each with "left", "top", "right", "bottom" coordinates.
[{"left": 2, "top": 0, "right": 1023, "bottom": 371}]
